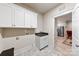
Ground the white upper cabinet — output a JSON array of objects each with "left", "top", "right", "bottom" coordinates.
[
  {"left": 0, "top": 3, "right": 37, "bottom": 28},
  {"left": 14, "top": 5, "right": 25, "bottom": 27},
  {"left": 25, "top": 9, "right": 37, "bottom": 28},
  {"left": 0, "top": 4, "right": 12, "bottom": 27},
  {"left": 11, "top": 4, "right": 37, "bottom": 28}
]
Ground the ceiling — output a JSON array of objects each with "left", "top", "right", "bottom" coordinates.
[
  {"left": 23, "top": 3, "right": 61, "bottom": 14},
  {"left": 56, "top": 12, "right": 72, "bottom": 22}
]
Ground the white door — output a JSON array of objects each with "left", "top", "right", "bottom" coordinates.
[
  {"left": 72, "top": 4, "right": 79, "bottom": 55},
  {"left": 14, "top": 5, "right": 25, "bottom": 27},
  {"left": 0, "top": 4, "right": 12, "bottom": 27}
]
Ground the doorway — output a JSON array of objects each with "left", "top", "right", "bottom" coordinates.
[{"left": 54, "top": 12, "right": 72, "bottom": 55}]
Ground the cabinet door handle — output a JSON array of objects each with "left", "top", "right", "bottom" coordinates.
[
  {"left": 12, "top": 24, "right": 14, "bottom": 26},
  {"left": 16, "top": 37, "right": 19, "bottom": 40},
  {"left": 14, "top": 25, "right": 16, "bottom": 26},
  {"left": 12, "top": 24, "right": 15, "bottom": 26}
]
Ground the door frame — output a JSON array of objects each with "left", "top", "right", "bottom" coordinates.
[{"left": 53, "top": 10, "right": 73, "bottom": 52}]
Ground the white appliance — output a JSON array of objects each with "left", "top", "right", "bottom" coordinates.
[{"left": 35, "top": 32, "right": 48, "bottom": 50}]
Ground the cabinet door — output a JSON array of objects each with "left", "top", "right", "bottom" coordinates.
[
  {"left": 27, "top": 34, "right": 35, "bottom": 46},
  {"left": 25, "top": 10, "right": 31, "bottom": 28},
  {"left": 14, "top": 5, "right": 25, "bottom": 27},
  {"left": 15, "top": 35, "right": 28, "bottom": 50},
  {"left": 72, "top": 4, "right": 79, "bottom": 55},
  {"left": 0, "top": 4, "right": 12, "bottom": 27},
  {"left": 31, "top": 12, "right": 37, "bottom": 28},
  {"left": 25, "top": 9, "right": 37, "bottom": 28},
  {"left": 15, "top": 35, "right": 35, "bottom": 50},
  {"left": 2, "top": 37, "right": 16, "bottom": 50}
]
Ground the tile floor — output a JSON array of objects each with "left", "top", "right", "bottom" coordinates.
[{"left": 14, "top": 45, "right": 65, "bottom": 56}]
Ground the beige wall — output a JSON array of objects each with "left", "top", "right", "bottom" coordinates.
[
  {"left": 43, "top": 3, "right": 75, "bottom": 49},
  {"left": 66, "top": 21, "right": 72, "bottom": 31},
  {"left": 2, "top": 28, "right": 35, "bottom": 38}
]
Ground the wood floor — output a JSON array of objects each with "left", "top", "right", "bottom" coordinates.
[{"left": 55, "top": 37, "right": 72, "bottom": 56}]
